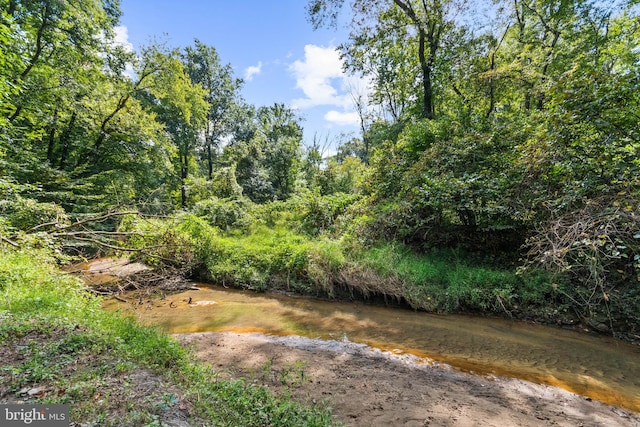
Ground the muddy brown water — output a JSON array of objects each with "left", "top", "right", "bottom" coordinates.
[{"left": 100, "top": 283, "right": 640, "bottom": 413}]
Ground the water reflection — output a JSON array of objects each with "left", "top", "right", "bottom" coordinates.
[{"left": 103, "top": 284, "right": 640, "bottom": 412}]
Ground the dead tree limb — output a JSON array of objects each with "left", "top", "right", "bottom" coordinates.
[{"left": 1, "top": 235, "right": 20, "bottom": 247}]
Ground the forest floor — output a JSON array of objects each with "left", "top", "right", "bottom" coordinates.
[{"left": 177, "top": 331, "right": 640, "bottom": 427}]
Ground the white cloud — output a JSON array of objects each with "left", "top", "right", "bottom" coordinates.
[
  {"left": 289, "top": 45, "right": 372, "bottom": 129},
  {"left": 324, "top": 110, "right": 360, "bottom": 126},
  {"left": 113, "top": 26, "right": 134, "bottom": 53},
  {"left": 244, "top": 61, "right": 262, "bottom": 82},
  {"left": 99, "top": 26, "right": 134, "bottom": 78},
  {"left": 290, "top": 45, "right": 352, "bottom": 110}
]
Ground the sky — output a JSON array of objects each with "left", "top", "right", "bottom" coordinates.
[{"left": 116, "top": 0, "right": 367, "bottom": 151}]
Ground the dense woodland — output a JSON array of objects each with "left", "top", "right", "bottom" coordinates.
[{"left": 1, "top": 0, "right": 639, "bottom": 339}]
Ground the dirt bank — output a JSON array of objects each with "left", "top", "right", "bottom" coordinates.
[{"left": 176, "top": 332, "right": 640, "bottom": 427}]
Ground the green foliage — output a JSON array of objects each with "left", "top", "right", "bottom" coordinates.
[
  {"left": 186, "top": 373, "right": 336, "bottom": 427},
  {"left": 395, "top": 119, "right": 449, "bottom": 161},
  {"left": 199, "top": 225, "right": 336, "bottom": 293},
  {"left": 122, "top": 212, "right": 347, "bottom": 294},
  {"left": 120, "top": 209, "right": 560, "bottom": 320},
  {"left": 1, "top": 0, "right": 639, "bottom": 339},
  {"left": 316, "top": 156, "right": 367, "bottom": 195},
  {"left": 0, "top": 12, "right": 21, "bottom": 126},
  {"left": 182, "top": 40, "right": 244, "bottom": 182},
  {"left": 186, "top": 164, "right": 244, "bottom": 203},
  {"left": 0, "top": 196, "right": 68, "bottom": 231},
  {"left": 362, "top": 117, "right": 525, "bottom": 254},
  {"left": 0, "top": 0, "right": 175, "bottom": 210},
  {"left": 192, "top": 197, "right": 253, "bottom": 231},
  {"left": 0, "top": 249, "right": 92, "bottom": 319},
  {"left": 357, "top": 243, "right": 554, "bottom": 314},
  {"left": 231, "top": 104, "right": 304, "bottom": 203},
  {"left": 295, "top": 191, "right": 361, "bottom": 236}
]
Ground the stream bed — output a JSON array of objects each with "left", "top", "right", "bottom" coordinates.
[{"left": 101, "top": 283, "right": 640, "bottom": 412}]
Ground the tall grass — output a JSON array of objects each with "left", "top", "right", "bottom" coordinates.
[
  {"left": 122, "top": 213, "right": 347, "bottom": 295},
  {"left": 121, "top": 212, "right": 556, "bottom": 316},
  {"left": 357, "top": 242, "right": 554, "bottom": 314}
]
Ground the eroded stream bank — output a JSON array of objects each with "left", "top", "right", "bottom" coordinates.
[{"left": 101, "top": 282, "right": 640, "bottom": 413}]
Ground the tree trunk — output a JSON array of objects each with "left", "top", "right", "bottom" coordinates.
[
  {"left": 486, "top": 52, "right": 496, "bottom": 119},
  {"left": 207, "top": 143, "right": 213, "bottom": 180},
  {"left": 181, "top": 152, "right": 188, "bottom": 209},
  {"left": 46, "top": 106, "right": 59, "bottom": 164},
  {"left": 418, "top": 30, "right": 435, "bottom": 119},
  {"left": 59, "top": 111, "right": 77, "bottom": 170},
  {"left": 393, "top": 0, "right": 437, "bottom": 120}
]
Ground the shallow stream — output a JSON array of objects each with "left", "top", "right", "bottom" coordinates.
[{"left": 101, "top": 282, "right": 640, "bottom": 412}]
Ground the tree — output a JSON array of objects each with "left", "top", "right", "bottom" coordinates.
[
  {"left": 144, "top": 46, "right": 209, "bottom": 209},
  {"left": 257, "top": 103, "right": 303, "bottom": 201},
  {"left": 232, "top": 103, "right": 303, "bottom": 203},
  {"left": 0, "top": 0, "right": 173, "bottom": 210},
  {"left": 182, "top": 40, "right": 244, "bottom": 180},
  {"left": 308, "top": 0, "right": 465, "bottom": 119},
  {"left": 3, "top": 0, "right": 120, "bottom": 124},
  {"left": 0, "top": 11, "right": 22, "bottom": 132}
]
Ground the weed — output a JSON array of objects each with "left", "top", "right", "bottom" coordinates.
[
  {"left": 357, "top": 242, "right": 553, "bottom": 314},
  {"left": 279, "top": 360, "right": 308, "bottom": 387},
  {"left": 253, "top": 358, "right": 309, "bottom": 388}
]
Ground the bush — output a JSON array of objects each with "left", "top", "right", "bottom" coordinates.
[
  {"left": 185, "top": 166, "right": 243, "bottom": 204},
  {"left": 524, "top": 196, "right": 640, "bottom": 335},
  {"left": 297, "top": 192, "right": 360, "bottom": 236},
  {"left": 192, "top": 197, "right": 253, "bottom": 231},
  {"left": 0, "top": 196, "right": 67, "bottom": 231},
  {"left": 119, "top": 213, "right": 208, "bottom": 274},
  {"left": 122, "top": 213, "right": 348, "bottom": 294}
]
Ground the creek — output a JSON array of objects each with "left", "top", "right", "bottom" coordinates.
[{"left": 100, "top": 282, "right": 640, "bottom": 413}]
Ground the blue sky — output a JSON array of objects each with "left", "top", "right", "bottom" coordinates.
[{"left": 116, "top": 0, "right": 367, "bottom": 151}]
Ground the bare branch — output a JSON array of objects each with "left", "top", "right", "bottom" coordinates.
[
  {"left": 1, "top": 235, "right": 20, "bottom": 248},
  {"left": 52, "top": 231, "right": 145, "bottom": 237}
]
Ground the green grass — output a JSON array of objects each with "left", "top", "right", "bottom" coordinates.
[
  {"left": 357, "top": 242, "right": 555, "bottom": 314},
  {"left": 0, "top": 247, "right": 338, "bottom": 426},
  {"left": 122, "top": 213, "right": 347, "bottom": 295},
  {"left": 122, "top": 213, "right": 558, "bottom": 317}
]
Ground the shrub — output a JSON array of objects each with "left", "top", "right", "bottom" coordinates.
[
  {"left": 523, "top": 196, "right": 640, "bottom": 335},
  {"left": 192, "top": 197, "right": 252, "bottom": 231},
  {"left": 0, "top": 196, "right": 67, "bottom": 231},
  {"left": 297, "top": 192, "right": 360, "bottom": 236},
  {"left": 185, "top": 166, "right": 243, "bottom": 204}
]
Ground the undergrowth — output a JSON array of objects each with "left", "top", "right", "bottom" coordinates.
[
  {"left": 121, "top": 211, "right": 559, "bottom": 319},
  {"left": 121, "top": 213, "right": 346, "bottom": 296},
  {"left": 356, "top": 242, "right": 559, "bottom": 315}
]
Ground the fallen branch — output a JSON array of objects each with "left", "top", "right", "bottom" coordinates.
[
  {"left": 61, "top": 211, "right": 139, "bottom": 230},
  {"left": 59, "top": 235, "right": 174, "bottom": 252},
  {"left": 52, "top": 231, "right": 144, "bottom": 237},
  {"left": 1, "top": 235, "right": 20, "bottom": 248}
]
